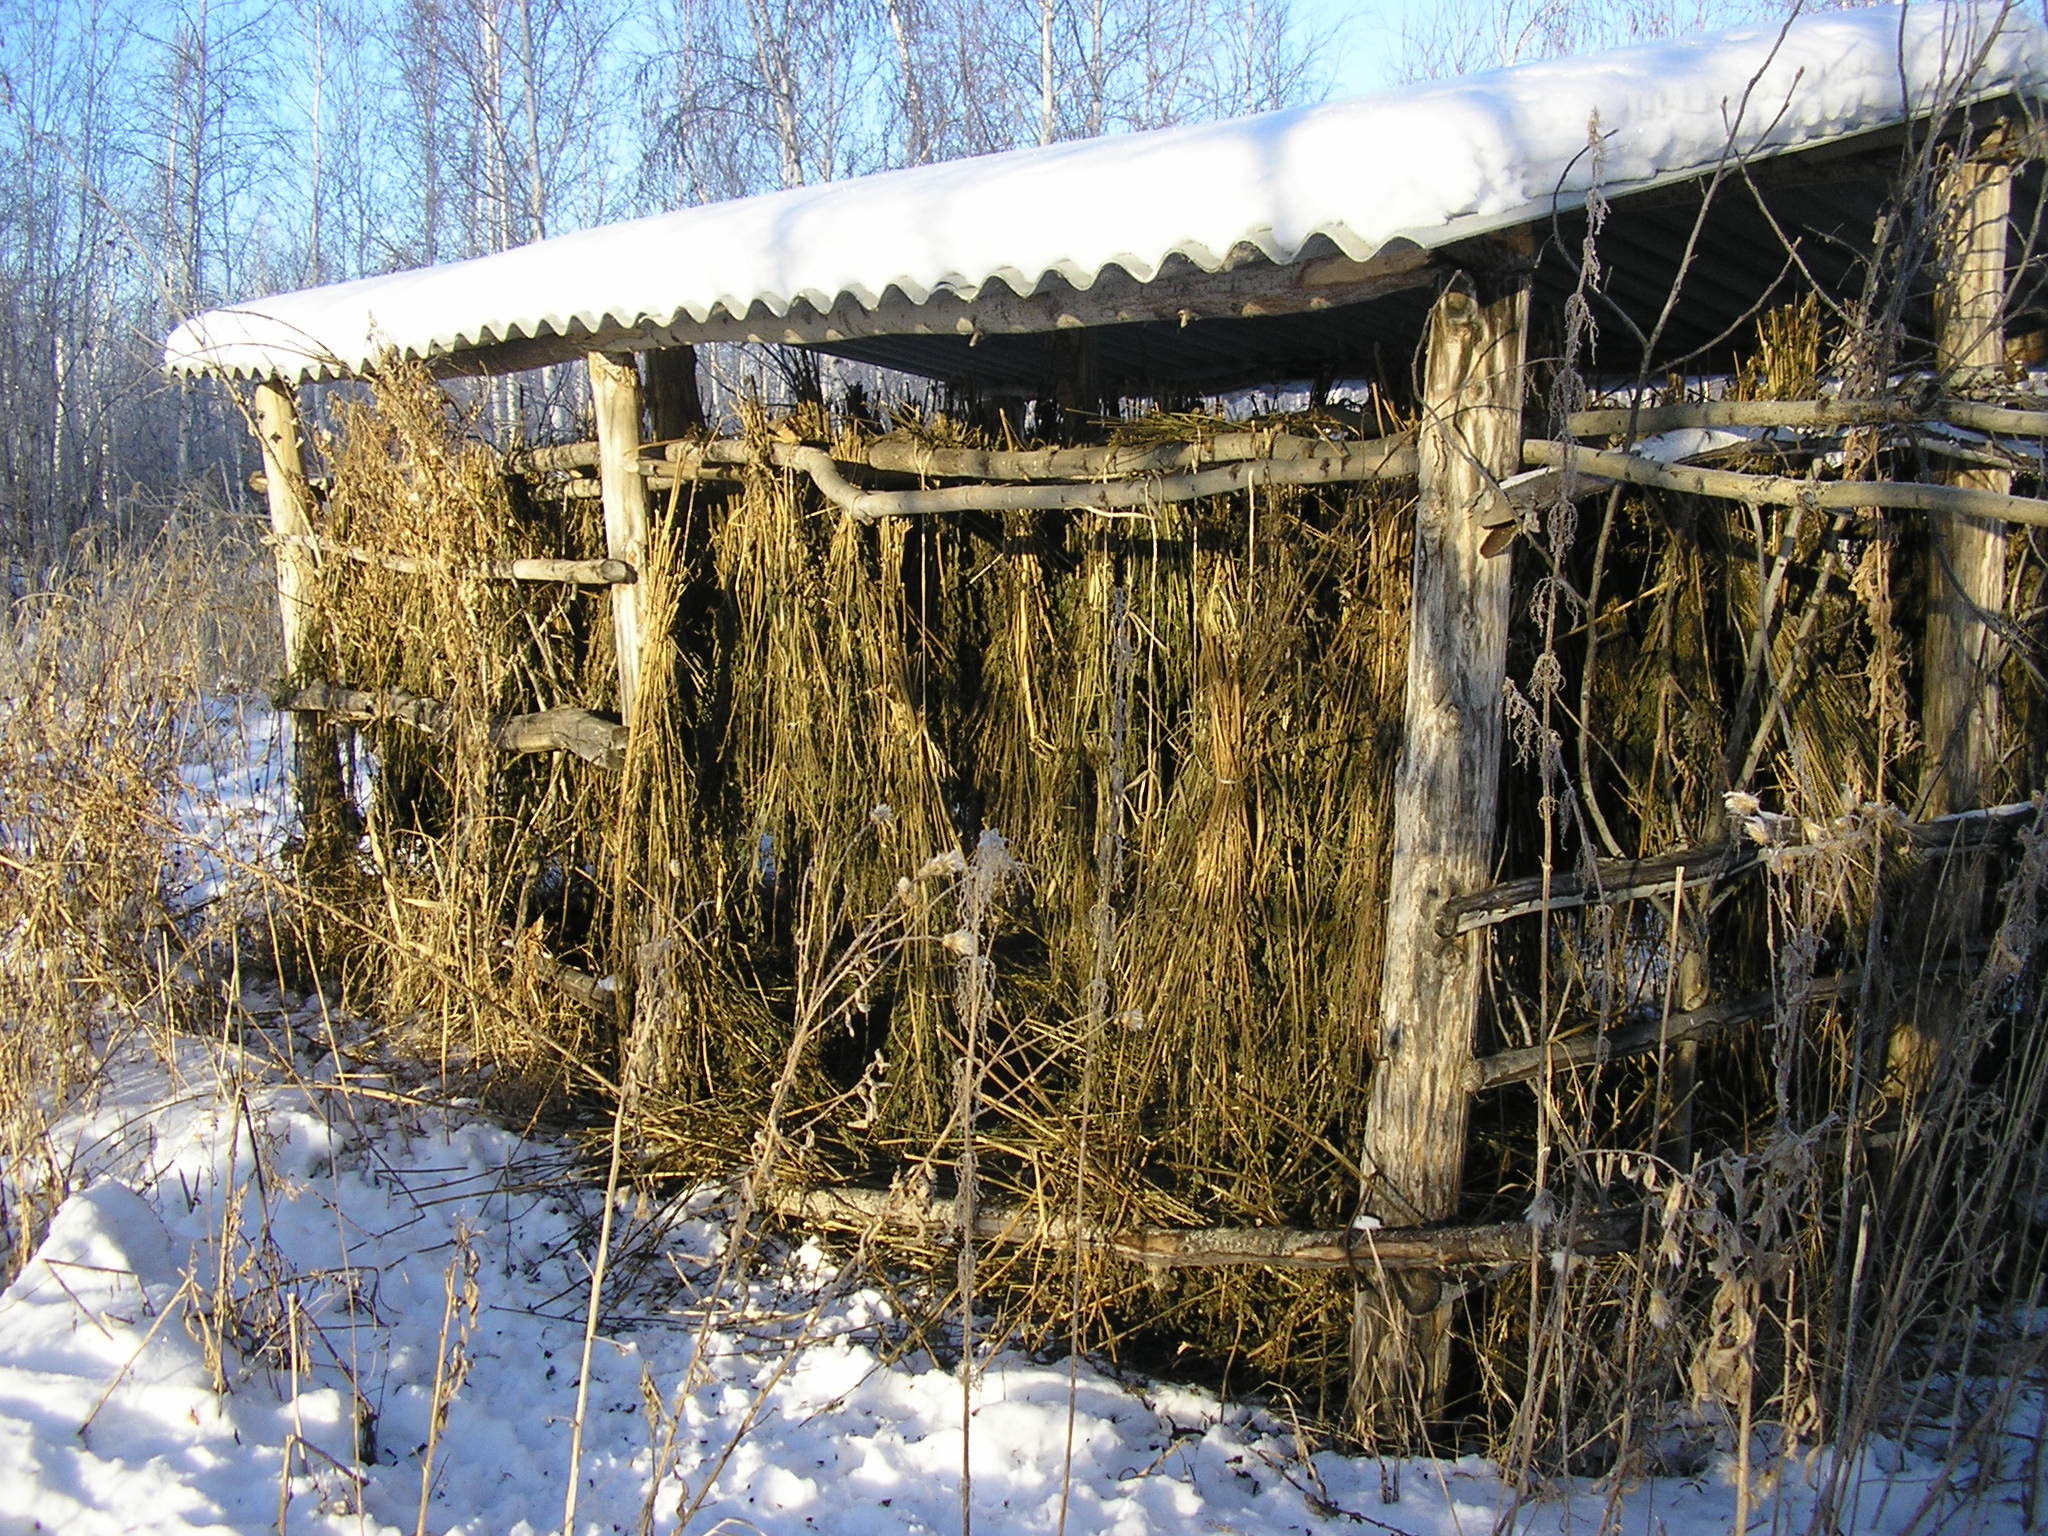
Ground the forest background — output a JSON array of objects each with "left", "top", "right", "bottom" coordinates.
[{"left": 0, "top": 0, "right": 1801, "bottom": 561}]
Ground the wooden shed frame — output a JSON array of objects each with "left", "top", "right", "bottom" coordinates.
[{"left": 188, "top": 5, "right": 2048, "bottom": 1438}]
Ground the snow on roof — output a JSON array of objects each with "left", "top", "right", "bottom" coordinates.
[{"left": 167, "top": 2, "right": 2048, "bottom": 384}]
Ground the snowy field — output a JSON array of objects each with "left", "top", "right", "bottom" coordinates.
[{"left": 0, "top": 711, "right": 2041, "bottom": 1535}]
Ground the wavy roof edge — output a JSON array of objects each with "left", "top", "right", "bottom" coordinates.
[{"left": 165, "top": 3, "right": 2048, "bottom": 384}]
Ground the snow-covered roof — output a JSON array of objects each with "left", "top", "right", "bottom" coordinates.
[{"left": 166, "top": 3, "right": 2048, "bottom": 384}]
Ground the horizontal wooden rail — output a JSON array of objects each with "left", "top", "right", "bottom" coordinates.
[
  {"left": 1441, "top": 800, "right": 2039, "bottom": 939},
  {"left": 1568, "top": 397, "right": 2048, "bottom": 440},
  {"left": 248, "top": 471, "right": 331, "bottom": 497},
  {"left": 280, "top": 682, "right": 628, "bottom": 769},
  {"left": 518, "top": 429, "right": 1423, "bottom": 514},
  {"left": 528, "top": 951, "right": 617, "bottom": 1011},
  {"left": 1523, "top": 439, "right": 2048, "bottom": 527},
  {"left": 1898, "top": 797, "right": 2043, "bottom": 848},
  {"left": 514, "top": 441, "right": 601, "bottom": 473},
  {"left": 857, "top": 429, "right": 1415, "bottom": 482},
  {"left": 653, "top": 430, "right": 1415, "bottom": 495},
  {"left": 767, "top": 1185, "right": 1638, "bottom": 1271},
  {"left": 785, "top": 440, "right": 1416, "bottom": 520},
  {"left": 1468, "top": 983, "right": 1860, "bottom": 1092},
  {"left": 278, "top": 533, "right": 633, "bottom": 587},
  {"left": 1440, "top": 843, "right": 1759, "bottom": 938}
]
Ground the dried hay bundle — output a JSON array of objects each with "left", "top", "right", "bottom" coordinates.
[
  {"left": 289, "top": 373, "right": 1420, "bottom": 1413},
  {"left": 305, "top": 364, "right": 614, "bottom": 1093},
  {"left": 580, "top": 411, "right": 1420, "bottom": 1395},
  {"left": 288, "top": 297, "right": 2048, "bottom": 1470}
]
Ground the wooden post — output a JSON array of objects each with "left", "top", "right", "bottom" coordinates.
[
  {"left": 1047, "top": 330, "right": 1100, "bottom": 437},
  {"left": 1351, "top": 274, "right": 1527, "bottom": 1444},
  {"left": 588, "top": 351, "right": 651, "bottom": 727},
  {"left": 251, "top": 380, "right": 319, "bottom": 677},
  {"left": 1894, "top": 136, "right": 2014, "bottom": 1094},
  {"left": 251, "top": 378, "right": 353, "bottom": 878},
  {"left": 1923, "top": 139, "right": 2012, "bottom": 818},
  {"left": 642, "top": 344, "right": 706, "bottom": 441}
]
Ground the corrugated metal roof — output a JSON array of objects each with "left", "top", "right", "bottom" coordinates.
[{"left": 165, "top": 3, "right": 2048, "bottom": 385}]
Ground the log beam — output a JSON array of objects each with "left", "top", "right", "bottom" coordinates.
[
  {"left": 860, "top": 429, "right": 1412, "bottom": 481},
  {"left": 766, "top": 1187, "right": 1636, "bottom": 1272},
  {"left": 784, "top": 439, "right": 1414, "bottom": 519},
  {"left": 1352, "top": 273, "right": 1527, "bottom": 1442},
  {"left": 1471, "top": 989, "right": 1813, "bottom": 1093},
  {"left": 278, "top": 533, "right": 633, "bottom": 587},
  {"left": 280, "top": 683, "right": 628, "bottom": 770},
  {"left": 531, "top": 955, "right": 618, "bottom": 1012},
  {"left": 1568, "top": 397, "right": 2048, "bottom": 439},
  {"left": 1438, "top": 841, "right": 1762, "bottom": 937},
  {"left": 516, "top": 441, "right": 600, "bottom": 473},
  {"left": 655, "top": 428, "right": 1416, "bottom": 487},
  {"left": 1440, "top": 800, "right": 2040, "bottom": 938},
  {"left": 1520, "top": 440, "right": 2048, "bottom": 526}
]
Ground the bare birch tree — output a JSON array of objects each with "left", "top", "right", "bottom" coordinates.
[{"left": 0, "top": 0, "right": 1334, "bottom": 548}]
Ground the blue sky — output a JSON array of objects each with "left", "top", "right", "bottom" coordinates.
[
  {"left": 1299, "top": 0, "right": 1804, "bottom": 100},
  {"left": 1299, "top": 0, "right": 1413, "bottom": 95}
]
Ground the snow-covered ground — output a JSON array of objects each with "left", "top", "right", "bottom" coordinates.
[
  {"left": 0, "top": 710, "right": 2042, "bottom": 1535},
  {"left": 12, "top": 1019, "right": 2033, "bottom": 1536}
]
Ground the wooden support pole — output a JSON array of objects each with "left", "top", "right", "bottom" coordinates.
[
  {"left": 588, "top": 351, "right": 652, "bottom": 727},
  {"left": 1923, "top": 142, "right": 2013, "bottom": 818},
  {"left": 251, "top": 381, "right": 319, "bottom": 678},
  {"left": 1896, "top": 135, "right": 2016, "bottom": 1094},
  {"left": 1351, "top": 273, "right": 1528, "bottom": 1443},
  {"left": 1048, "top": 329, "right": 1100, "bottom": 435},
  {"left": 642, "top": 344, "right": 705, "bottom": 439},
  {"left": 251, "top": 379, "right": 355, "bottom": 878}
]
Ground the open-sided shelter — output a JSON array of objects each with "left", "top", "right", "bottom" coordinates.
[{"left": 168, "top": 3, "right": 2048, "bottom": 1448}]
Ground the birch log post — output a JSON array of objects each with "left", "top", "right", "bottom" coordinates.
[
  {"left": 251, "top": 379, "right": 352, "bottom": 864},
  {"left": 1896, "top": 137, "right": 2015, "bottom": 1092},
  {"left": 589, "top": 351, "right": 651, "bottom": 727},
  {"left": 1351, "top": 274, "right": 1527, "bottom": 1444},
  {"left": 1923, "top": 141, "right": 2012, "bottom": 819},
  {"left": 251, "top": 381, "right": 319, "bottom": 676}
]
